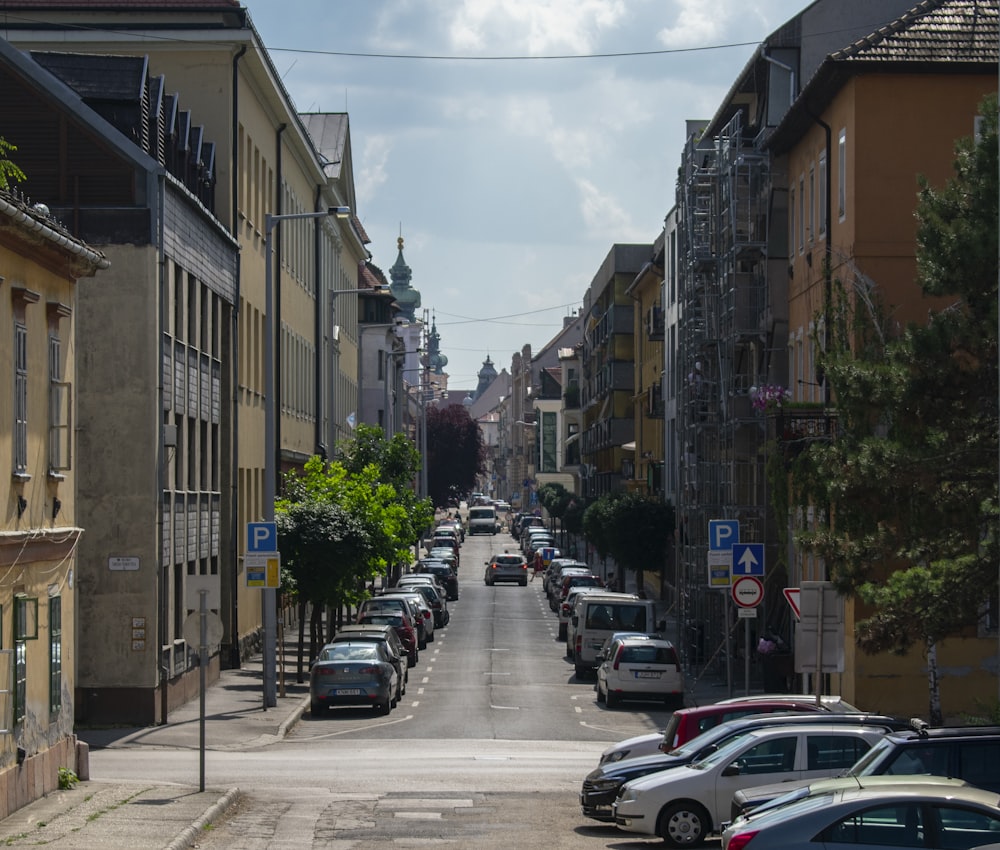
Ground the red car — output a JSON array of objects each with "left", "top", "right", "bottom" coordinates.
[
  {"left": 662, "top": 694, "right": 860, "bottom": 750},
  {"left": 358, "top": 612, "right": 418, "bottom": 667}
]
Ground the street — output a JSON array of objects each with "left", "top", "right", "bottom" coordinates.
[{"left": 93, "top": 531, "right": 691, "bottom": 848}]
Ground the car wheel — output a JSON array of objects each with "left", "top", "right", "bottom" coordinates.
[
  {"left": 596, "top": 685, "right": 606, "bottom": 704},
  {"left": 520, "top": 579, "right": 527, "bottom": 586},
  {"left": 658, "top": 802, "right": 709, "bottom": 848},
  {"left": 667, "top": 693, "right": 685, "bottom": 710},
  {"left": 310, "top": 702, "right": 323, "bottom": 718},
  {"left": 605, "top": 689, "right": 619, "bottom": 708},
  {"left": 574, "top": 664, "right": 588, "bottom": 679},
  {"left": 428, "top": 630, "right": 435, "bottom": 642},
  {"left": 557, "top": 624, "right": 567, "bottom": 641},
  {"left": 378, "top": 700, "right": 392, "bottom": 716}
]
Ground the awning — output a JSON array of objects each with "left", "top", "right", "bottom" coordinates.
[{"left": 622, "top": 441, "right": 636, "bottom": 451}]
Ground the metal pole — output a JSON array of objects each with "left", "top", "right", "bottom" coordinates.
[
  {"left": 198, "top": 589, "right": 207, "bottom": 792},
  {"left": 744, "top": 616, "right": 750, "bottom": 696},
  {"left": 263, "top": 214, "right": 277, "bottom": 709}
]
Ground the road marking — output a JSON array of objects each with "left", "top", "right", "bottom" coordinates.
[
  {"left": 422, "top": 677, "right": 429, "bottom": 684},
  {"left": 394, "top": 811, "right": 442, "bottom": 819},
  {"left": 490, "top": 704, "right": 520, "bottom": 710},
  {"left": 483, "top": 672, "right": 510, "bottom": 675}
]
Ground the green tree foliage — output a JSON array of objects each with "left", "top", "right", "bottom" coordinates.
[
  {"left": 426, "top": 404, "right": 485, "bottom": 506},
  {"left": 790, "top": 95, "right": 998, "bottom": 722},
  {"left": 0, "top": 137, "right": 26, "bottom": 190},
  {"left": 582, "top": 492, "right": 674, "bottom": 592}
]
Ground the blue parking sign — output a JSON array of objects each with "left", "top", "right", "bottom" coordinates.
[
  {"left": 247, "top": 522, "right": 277, "bottom": 553},
  {"left": 709, "top": 520, "right": 739, "bottom": 551}
]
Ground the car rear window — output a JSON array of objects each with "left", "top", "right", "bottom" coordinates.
[
  {"left": 585, "top": 603, "right": 649, "bottom": 632},
  {"left": 620, "top": 645, "right": 678, "bottom": 665},
  {"left": 495, "top": 556, "right": 523, "bottom": 565}
]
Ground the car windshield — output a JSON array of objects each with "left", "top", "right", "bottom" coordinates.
[
  {"left": 360, "top": 615, "right": 402, "bottom": 627},
  {"left": 846, "top": 737, "right": 894, "bottom": 776},
  {"left": 319, "top": 644, "right": 378, "bottom": 662},
  {"left": 690, "top": 731, "right": 756, "bottom": 770}
]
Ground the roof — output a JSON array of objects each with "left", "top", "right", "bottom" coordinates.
[
  {"left": 831, "top": 0, "right": 997, "bottom": 64},
  {"left": 767, "top": 0, "right": 998, "bottom": 152}
]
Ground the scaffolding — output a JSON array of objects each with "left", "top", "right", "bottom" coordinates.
[{"left": 676, "top": 112, "right": 783, "bottom": 682}]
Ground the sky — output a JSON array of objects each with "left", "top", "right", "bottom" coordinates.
[{"left": 241, "top": 0, "right": 812, "bottom": 390}]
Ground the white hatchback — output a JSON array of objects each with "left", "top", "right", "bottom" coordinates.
[
  {"left": 613, "top": 723, "right": 888, "bottom": 848},
  {"left": 596, "top": 635, "right": 684, "bottom": 710}
]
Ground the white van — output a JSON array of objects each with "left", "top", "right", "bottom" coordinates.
[
  {"left": 467, "top": 505, "right": 499, "bottom": 535},
  {"left": 570, "top": 592, "right": 658, "bottom": 679}
]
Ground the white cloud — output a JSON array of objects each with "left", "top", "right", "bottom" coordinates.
[
  {"left": 358, "top": 134, "right": 392, "bottom": 203},
  {"left": 576, "top": 178, "right": 635, "bottom": 239},
  {"left": 449, "top": 0, "right": 628, "bottom": 54}
]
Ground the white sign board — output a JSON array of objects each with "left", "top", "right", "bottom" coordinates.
[{"left": 794, "top": 581, "right": 845, "bottom": 673}]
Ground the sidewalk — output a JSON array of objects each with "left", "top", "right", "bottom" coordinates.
[{"left": 0, "top": 639, "right": 310, "bottom": 850}]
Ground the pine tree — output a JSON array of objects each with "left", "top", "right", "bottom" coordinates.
[{"left": 791, "top": 95, "right": 998, "bottom": 723}]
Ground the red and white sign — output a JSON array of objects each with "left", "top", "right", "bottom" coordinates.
[
  {"left": 783, "top": 587, "right": 801, "bottom": 620},
  {"left": 731, "top": 575, "right": 763, "bottom": 608}
]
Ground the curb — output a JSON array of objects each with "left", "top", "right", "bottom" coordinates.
[{"left": 165, "top": 786, "right": 241, "bottom": 850}]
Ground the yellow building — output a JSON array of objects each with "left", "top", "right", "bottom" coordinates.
[
  {"left": 0, "top": 188, "right": 107, "bottom": 812},
  {"left": 765, "top": 1, "right": 997, "bottom": 718}
]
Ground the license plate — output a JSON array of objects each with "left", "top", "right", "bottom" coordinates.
[
  {"left": 635, "top": 671, "right": 661, "bottom": 679},
  {"left": 335, "top": 688, "right": 362, "bottom": 696}
]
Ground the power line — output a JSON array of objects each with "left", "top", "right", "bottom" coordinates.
[{"left": 433, "top": 303, "right": 582, "bottom": 327}]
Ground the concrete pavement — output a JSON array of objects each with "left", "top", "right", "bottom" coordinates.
[{"left": 0, "top": 642, "right": 310, "bottom": 850}]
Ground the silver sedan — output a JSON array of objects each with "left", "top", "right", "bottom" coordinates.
[{"left": 721, "top": 776, "right": 1000, "bottom": 850}]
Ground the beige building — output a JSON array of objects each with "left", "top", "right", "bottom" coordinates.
[
  {"left": 0, "top": 179, "right": 107, "bottom": 810},
  {"left": 4, "top": 2, "right": 367, "bottom": 721}
]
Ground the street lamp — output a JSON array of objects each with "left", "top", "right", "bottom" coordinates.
[{"left": 262, "top": 206, "right": 349, "bottom": 707}]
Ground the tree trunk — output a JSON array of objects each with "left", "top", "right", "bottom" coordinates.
[
  {"left": 927, "top": 639, "right": 943, "bottom": 725},
  {"left": 297, "top": 598, "right": 307, "bottom": 683}
]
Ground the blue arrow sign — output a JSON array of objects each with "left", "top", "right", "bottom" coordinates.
[{"left": 732, "top": 542, "right": 765, "bottom": 576}]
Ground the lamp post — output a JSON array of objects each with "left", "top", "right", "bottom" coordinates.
[{"left": 262, "top": 206, "right": 348, "bottom": 707}]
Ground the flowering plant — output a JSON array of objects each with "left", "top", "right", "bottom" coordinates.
[{"left": 750, "top": 384, "right": 791, "bottom": 412}]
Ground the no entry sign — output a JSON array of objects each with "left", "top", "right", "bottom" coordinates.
[{"left": 731, "top": 575, "right": 764, "bottom": 608}]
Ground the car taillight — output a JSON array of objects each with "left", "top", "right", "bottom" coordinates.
[
  {"left": 575, "top": 635, "right": 582, "bottom": 656},
  {"left": 358, "top": 666, "right": 381, "bottom": 675},
  {"left": 726, "top": 831, "right": 759, "bottom": 850},
  {"left": 612, "top": 647, "right": 623, "bottom": 670}
]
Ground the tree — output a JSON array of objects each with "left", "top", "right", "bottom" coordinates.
[
  {"left": 0, "top": 137, "right": 26, "bottom": 191},
  {"left": 790, "top": 94, "right": 998, "bottom": 723},
  {"left": 425, "top": 404, "right": 485, "bottom": 506},
  {"left": 583, "top": 492, "right": 674, "bottom": 593}
]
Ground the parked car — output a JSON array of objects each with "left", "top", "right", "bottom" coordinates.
[
  {"left": 613, "top": 723, "right": 889, "bottom": 847},
  {"left": 546, "top": 563, "right": 591, "bottom": 602},
  {"left": 558, "top": 585, "right": 605, "bottom": 641},
  {"left": 730, "top": 720, "right": 1000, "bottom": 818},
  {"left": 427, "top": 535, "right": 460, "bottom": 567},
  {"left": 394, "top": 579, "right": 449, "bottom": 628},
  {"left": 722, "top": 777, "right": 1000, "bottom": 850},
  {"left": 328, "top": 625, "right": 407, "bottom": 698},
  {"left": 426, "top": 548, "right": 459, "bottom": 571},
  {"left": 357, "top": 612, "right": 418, "bottom": 667},
  {"left": 570, "top": 593, "right": 657, "bottom": 678},
  {"left": 436, "top": 517, "right": 464, "bottom": 542},
  {"left": 484, "top": 552, "right": 529, "bottom": 586},
  {"left": 379, "top": 590, "right": 435, "bottom": 645},
  {"left": 597, "top": 635, "right": 684, "bottom": 709},
  {"left": 309, "top": 641, "right": 399, "bottom": 717},
  {"left": 582, "top": 712, "right": 911, "bottom": 822},
  {"left": 661, "top": 695, "right": 862, "bottom": 751},
  {"left": 359, "top": 594, "right": 429, "bottom": 650},
  {"left": 414, "top": 560, "right": 459, "bottom": 601},
  {"left": 557, "top": 572, "right": 604, "bottom": 608}
]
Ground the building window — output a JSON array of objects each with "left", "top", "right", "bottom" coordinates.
[
  {"left": 14, "top": 321, "right": 27, "bottom": 475},
  {"left": 808, "top": 165, "right": 815, "bottom": 245},
  {"left": 49, "top": 330, "right": 71, "bottom": 472},
  {"left": 838, "top": 128, "right": 847, "bottom": 221},
  {"left": 13, "top": 595, "right": 37, "bottom": 725},
  {"left": 50, "top": 596, "right": 62, "bottom": 715},
  {"left": 789, "top": 187, "right": 795, "bottom": 257},
  {"left": 798, "top": 174, "right": 805, "bottom": 253},
  {"left": 818, "top": 151, "right": 828, "bottom": 236}
]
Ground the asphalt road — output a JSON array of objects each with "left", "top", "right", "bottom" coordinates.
[{"left": 95, "top": 531, "right": 700, "bottom": 848}]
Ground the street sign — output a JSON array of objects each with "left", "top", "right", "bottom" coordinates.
[
  {"left": 707, "top": 551, "right": 731, "bottom": 588},
  {"left": 794, "top": 581, "right": 845, "bottom": 673},
  {"left": 247, "top": 522, "right": 277, "bottom": 552},
  {"left": 731, "top": 575, "right": 764, "bottom": 608},
  {"left": 709, "top": 519, "right": 739, "bottom": 551},
  {"left": 732, "top": 542, "right": 764, "bottom": 576},
  {"left": 783, "top": 587, "right": 801, "bottom": 620},
  {"left": 245, "top": 553, "right": 281, "bottom": 588}
]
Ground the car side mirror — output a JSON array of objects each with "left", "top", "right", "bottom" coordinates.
[{"left": 721, "top": 763, "right": 742, "bottom": 777}]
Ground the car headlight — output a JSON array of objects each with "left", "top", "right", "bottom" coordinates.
[
  {"left": 589, "top": 778, "right": 624, "bottom": 793},
  {"left": 604, "top": 751, "right": 626, "bottom": 764},
  {"left": 618, "top": 786, "right": 640, "bottom": 804}
]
